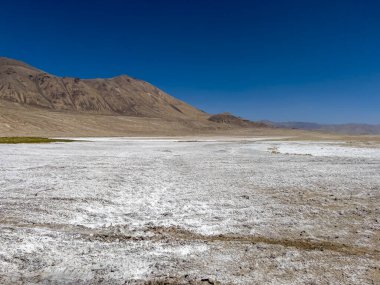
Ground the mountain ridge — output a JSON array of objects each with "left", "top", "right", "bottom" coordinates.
[
  {"left": 0, "top": 57, "right": 207, "bottom": 120},
  {"left": 264, "top": 121, "right": 380, "bottom": 135}
]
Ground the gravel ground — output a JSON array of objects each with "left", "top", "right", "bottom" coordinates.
[{"left": 0, "top": 139, "right": 379, "bottom": 284}]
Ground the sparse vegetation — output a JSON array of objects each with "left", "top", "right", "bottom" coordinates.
[{"left": 0, "top": 137, "right": 73, "bottom": 144}]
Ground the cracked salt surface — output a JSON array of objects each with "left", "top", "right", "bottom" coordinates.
[{"left": 0, "top": 138, "right": 379, "bottom": 284}]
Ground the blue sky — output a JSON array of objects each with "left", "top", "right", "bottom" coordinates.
[{"left": 1, "top": 0, "right": 379, "bottom": 123}]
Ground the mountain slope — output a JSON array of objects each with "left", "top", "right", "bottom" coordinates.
[
  {"left": 0, "top": 57, "right": 207, "bottom": 120},
  {"left": 0, "top": 57, "right": 276, "bottom": 136}
]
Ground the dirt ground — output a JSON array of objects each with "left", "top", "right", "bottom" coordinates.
[
  {"left": 0, "top": 138, "right": 379, "bottom": 284},
  {"left": 4, "top": 99, "right": 380, "bottom": 142}
]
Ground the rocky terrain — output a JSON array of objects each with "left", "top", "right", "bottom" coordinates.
[{"left": 208, "top": 113, "right": 268, "bottom": 128}]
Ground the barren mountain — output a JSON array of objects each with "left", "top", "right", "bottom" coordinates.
[
  {"left": 0, "top": 57, "right": 207, "bottom": 120},
  {"left": 209, "top": 112, "right": 269, "bottom": 128},
  {"left": 0, "top": 57, "right": 273, "bottom": 136}
]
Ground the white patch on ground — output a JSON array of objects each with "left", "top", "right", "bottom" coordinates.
[
  {"left": 0, "top": 138, "right": 379, "bottom": 284},
  {"left": 247, "top": 140, "right": 380, "bottom": 158},
  {"left": 54, "top": 136, "right": 290, "bottom": 142}
]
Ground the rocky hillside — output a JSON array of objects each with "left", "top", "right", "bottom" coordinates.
[
  {"left": 0, "top": 57, "right": 207, "bottom": 120},
  {"left": 208, "top": 112, "right": 269, "bottom": 128},
  {"left": 0, "top": 57, "right": 274, "bottom": 136}
]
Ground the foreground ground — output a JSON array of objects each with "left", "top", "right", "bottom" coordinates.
[{"left": 0, "top": 138, "right": 379, "bottom": 284}]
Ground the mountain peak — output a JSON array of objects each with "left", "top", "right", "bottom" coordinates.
[{"left": 0, "top": 56, "right": 41, "bottom": 72}]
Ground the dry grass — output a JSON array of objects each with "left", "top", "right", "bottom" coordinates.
[{"left": 0, "top": 137, "right": 73, "bottom": 144}]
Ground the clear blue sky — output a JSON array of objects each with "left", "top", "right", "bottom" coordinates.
[{"left": 1, "top": 0, "right": 379, "bottom": 124}]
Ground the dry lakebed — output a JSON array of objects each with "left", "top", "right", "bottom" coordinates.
[{"left": 0, "top": 138, "right": 379, "bottom": 284}]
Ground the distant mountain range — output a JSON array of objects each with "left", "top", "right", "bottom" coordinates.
[{"left": 263, "top": 121, "right": 380, "bottom": 135}]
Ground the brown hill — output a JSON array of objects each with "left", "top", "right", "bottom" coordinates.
[
  {"left": 0, "top": 57, "right": 274, "bottom": 136},
  {"left": 0, "top": 57, "right": 206, "bottom": 120},
  {"left": 208, "top": 112, "right": 269, "bottom": 128}
]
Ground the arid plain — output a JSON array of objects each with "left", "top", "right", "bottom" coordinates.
[{"left": 0, "top": 137, "right": 379, "bottom": 284}]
